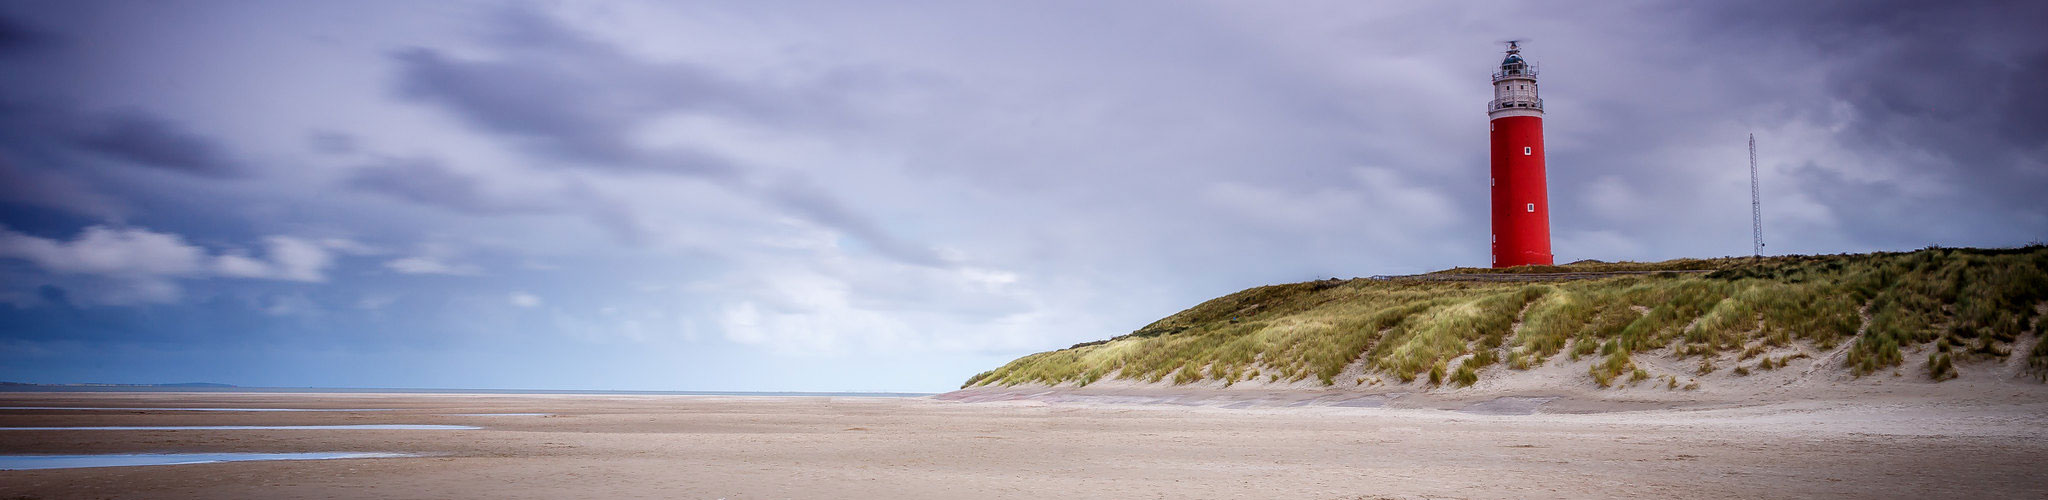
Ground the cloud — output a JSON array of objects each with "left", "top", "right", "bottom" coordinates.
[
  {"left": 259, "top": 293, "right": 319, "bottom": 317},
  {"left": 73, "top": 111, "right": 243, "bottom": 178},
  {"left": 0, "top": 12, "right": 53, "bottom": 55},
  {"left": 0, "top": 155, "right": 125, "bottom": 219},
  {"left": 382, "top": 243, "right": 483, "bottom": 276},
  {"left": 1554, "top": 229, "right": 1649, "bottom": 262},
  {"left": 1558, "top": 0, "right": 2048, "bottom": 252},
  {"left": 508, "top": 292, "right": 541, "bottom": 308},
  {"left": 1, "top": 225, "right": 335, "bottom": 284},
  {"left": 1722, "top": 1, "right": 2048, "bottom": 164},
  {"left": 95, "top": 277, "right": 183, "bottom": 305},
  {"left": 1234, "top": 167, "right": 1457, "bottom": 231},
  {"left": 388, "top": 9, "right": 759, "bottom": 174},
  {"left": 307, "top": 131, "right": 359, "bottom": 155},
  {"left": 346, "top": 155, "right": 661, "bottom": 244},
  {"left": 34, "top": 284, "right": 71, "bottom": 308},
  {"left": 0, "top": 226, "right": 338, "bottom": 305},
  {"left": 347, "top": 156, "right": 555, "bottom": 215},
  {"left": 0, "top": 225, "right": 204, "bottom": 276},
  {"left": 380, "top": 7, "right": 943, "bottom": 266},
  {"left": 383, "top": 256, "right": 481, "bottom": 276},
  {"left": 212, "top": 237, "right": 334, "bottom": 283},
  {"left": 760, "top": 177, "right": 947, "bottom": 266},
  {"left": 355, "top": 294, "right": 398, "bottom": 310},
  {"left": 1581, "top": 176, "right": 1644, "bottom": 223},
  {"left": 709, "top": 250, "right": 1056, "bottom": 355},
  {"left": 318, "top": 238, "right": 384, "bottom": 256}
]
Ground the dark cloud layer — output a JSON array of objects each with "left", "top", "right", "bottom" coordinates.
[
  {"left": 345, "top": 154, "right": 658, "bottom": 244},
  {"left": 1693, "top": 0, "right": 2048, "bottom": 245},
  {"left": 762, "top": 176, "right": 947, "bottom": 266},
  {"left": 75, "top": 111, "right": 243, "bottom": 178},
  {"left": 347, "top": 156, "right": 552, "bottom": 215},
  {"left": 389, "top": 10, "right": 760, "bottom": 173},
  {"left": 386, "top": 7, "right": 939, "bottom": 266},
  {"left": 1729, "top": 1, "right": 2046, "bottom": 182},
  {"left": 0, "top": 12, "right": 51, "bottom": 54}
]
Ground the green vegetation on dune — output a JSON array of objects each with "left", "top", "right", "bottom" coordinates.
[
  {"left": 964, "top": 246, "right": 2048, "bottom": 389},
  {"left": 1427, "top": 257, "right": 1738, "bottom": 275}
]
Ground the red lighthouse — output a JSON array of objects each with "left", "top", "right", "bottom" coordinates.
[{"left": 1488, "top": 41, "right": 1553, "bottom": 268}]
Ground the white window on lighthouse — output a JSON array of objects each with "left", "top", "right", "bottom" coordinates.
[
  {"left": 1527, "top": 203, "right": 1536, "bottom": 212},
  {"left": 1523, "top": 147, "right": 1532, "bottom": 155}
]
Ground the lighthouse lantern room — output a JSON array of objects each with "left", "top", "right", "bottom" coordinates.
[{"left": 1488, "top": 41, "right": 1554, "bottom": 268}]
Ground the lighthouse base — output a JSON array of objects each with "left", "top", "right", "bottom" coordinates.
[{"left": 1493, "top": 250, "right": 1554, "bottom": 268}]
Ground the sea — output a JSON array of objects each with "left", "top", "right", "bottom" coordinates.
[{"left": 0, "top": 385, "right": 933, "bottom": 397}]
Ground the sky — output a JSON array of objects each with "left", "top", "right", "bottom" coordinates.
[{"left": 0, "top": 1, "right": 2042, "bottom": 392}]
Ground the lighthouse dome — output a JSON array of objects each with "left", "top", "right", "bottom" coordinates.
[{"left": 1496, "top": 50, "right": 1534, "bottom": 80}]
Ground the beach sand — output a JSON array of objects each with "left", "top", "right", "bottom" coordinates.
[{"left": 3, "top": 384, "right": 2046, "bottom": 499}]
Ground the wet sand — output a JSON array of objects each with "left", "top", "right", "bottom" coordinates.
[{"left": 3, "top": 390, "right": 2046, "bottom": 499}]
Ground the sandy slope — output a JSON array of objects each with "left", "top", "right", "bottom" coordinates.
[
  {"left": 963, "top": 324, "right": 2048, "bottom": 409},
  {"left": 2, "top": 384, "right": 2045, "bottom": 500}
]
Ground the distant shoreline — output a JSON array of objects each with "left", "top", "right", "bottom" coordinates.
[
  {"left": 1, "top": 382, "right": 234, "bottom": 388},
  {"left": 0, "top": 384, "right": 931, "bottom": 397}
]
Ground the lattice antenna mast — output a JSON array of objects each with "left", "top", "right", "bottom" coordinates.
[{"left": 1749, "top": 134, "right": 1764, "bottom": 257}]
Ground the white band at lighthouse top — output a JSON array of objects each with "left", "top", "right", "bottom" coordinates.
[{"left": 1488, "top": 108, "right": 1544, "bottom": 119}]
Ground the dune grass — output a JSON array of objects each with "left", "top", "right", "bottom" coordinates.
[
  {"left": 1428, "top": 257, "right": 1738, "bottom": 275},
  {"left": 966, "top": 246, "right": 2048, "bottom": 388}
]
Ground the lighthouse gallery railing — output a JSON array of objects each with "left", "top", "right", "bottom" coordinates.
[{"left": 1488, "top": 98, "right": 1544, "bottom": 112}]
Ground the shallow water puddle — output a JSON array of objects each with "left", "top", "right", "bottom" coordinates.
[
  {"left": 0, "top": 424, "right": 478, "bottom": 430},
  {"left": 444, "top": 413, "right": 551, "bottom": 416},
  {"left": 1457, "top": 396, "right": 1557, "bottom": 415},
  {"left": 0, "top": 452, "right": 413, "bottom": 471},
  {"left": 1331, "top": 395, "right": 1395, "bottom": 408},
  {"left": 0, "top": 407, "right": 393, "bottom": 412}
]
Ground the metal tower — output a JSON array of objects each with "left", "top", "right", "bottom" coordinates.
[{"left": 1749, "top": 134, "right": 1763, "bottom": 257}]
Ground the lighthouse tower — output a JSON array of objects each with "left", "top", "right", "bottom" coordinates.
[{"left": 1488, "top": 41, "right": 1553, "bottom": 268}]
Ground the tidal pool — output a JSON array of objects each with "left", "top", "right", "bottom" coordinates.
[
  {"left": 0, "top": 424, "right": 478, "bottom": 430},
  {"left": 0, "top": 452, "right": 413, "bottom": 470}
]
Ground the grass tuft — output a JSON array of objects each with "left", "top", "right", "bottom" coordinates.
[
  {"left": 1451, "top": 362, "right": 1479, "bottom": 387},
  {"left": 2031, "top": 327, "right": 2048, "bottom": 382},
  {"left": 1589, "top": 347, "right": 1632, "bottom": 388},
  {"left": 1927, "top": 352, "right": 1957, "bottom": 381}
]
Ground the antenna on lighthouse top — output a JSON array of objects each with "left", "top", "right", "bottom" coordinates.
[
  {"left": 1496, "top": 38, "right": 1535, "bottom": 53},
  {"left": 1750, "top": 133, "right": 1765, "bottom": 257}
]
